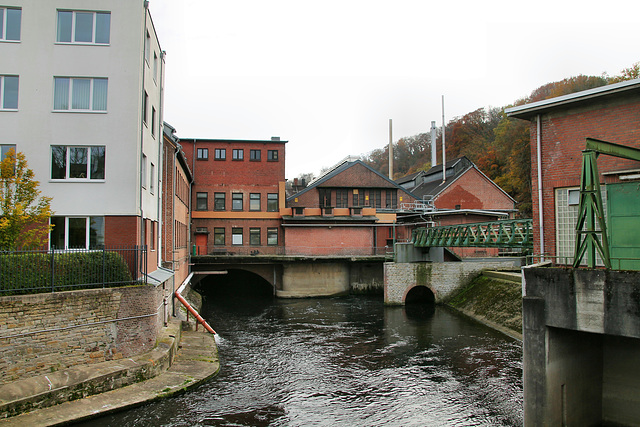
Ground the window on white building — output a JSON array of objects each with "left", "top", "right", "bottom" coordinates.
[
  {"left": 150, "top": 162, "right": 155, "bottom": 194},
  {"left": 141, "top": 153, "right": 147, "bottom": 188},
  {"left": 1, "top": 144, "right": 16, "bottom": 159},
  {"left": 153, "top": 52, "right": 158, "bottom": 83},
  {"left": 0, "top": 75, "right": 18, "bottom": 110},
  {"left": 145, "top": 30, "right": 150, "bottom": 64},
  {"left": 0, "top": 7, "right": 21, "bottom": 41},
  {"left": 56, "top": 10, "right": 110, "bottom": 44},
  {"left": 53, "top": 77, "right": 107, "bottom": 111},
  {"left": 50, "top": 216, "right": 104, "bottom": 250},
  {"left": 151, "top": 107, "right": 156, "bottom": 137},
  {"left": 51, "top": 146, "right": 105, "bottom": 180}
]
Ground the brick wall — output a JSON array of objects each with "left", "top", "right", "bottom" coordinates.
[
  {"left": 0, "top": 285, "right": 165, "bottom": 385},
  {"left": 285, "top": 226, "right": 374, "bottom": 256},
  {"left": 529, "top": 95, "right": 640, "bottom": 256},
  {"left": 435, "top": 167, "right": 515, "bottom": 211}
]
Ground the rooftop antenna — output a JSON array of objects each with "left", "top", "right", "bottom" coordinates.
[{"left": 442, "top": 95, "right": 446, "bottom": 182}]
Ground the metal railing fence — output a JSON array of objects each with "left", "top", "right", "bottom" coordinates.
[{"left": 0, "top": 246, "right": 147, "bottom": 295}]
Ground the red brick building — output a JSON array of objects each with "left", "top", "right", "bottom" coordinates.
[
  {"left": 180, "top": 137, "right": 286, "bottom": 255},
  {"left": 285, "top": 158, "right": 418, "bottom": 256},
  {"left": 507, "top": 79, "right": 640, "bottom": 266},
  {"left": 397, "top": 156, "right": 517, "bottom": 257}
]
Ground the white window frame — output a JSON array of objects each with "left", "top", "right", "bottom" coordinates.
[
  {"left": 141, "top": 153, "right": 148, "bottom": 188},
  {"left": 50, "top": 145, "right": 106, "bottom": 181},
  {"left": 145, "top": 31, "right": 150, "bottom": 64},
  {"left": 53, "top": 77, "right": 108, "bottom": 112},
  {"left": 56, "top": 10, "right": 110, "bottom": 45},
  {"left": 153, "top": 52, "right": 158, "bottom": 83},
  {"left": 50, "top": 216, "right": 105, "bottom": 250},
  {"left": 0, "top": 7, "right": 21, "bottom": 42},
  {"left": 150, "top": 162, "right": 155, "bottom": 194},
  {"left": 0, "top": 75, "right": 18, "bottom": 110}
]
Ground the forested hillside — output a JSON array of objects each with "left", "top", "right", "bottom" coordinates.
[{"left": 362, "top": 63, "right": 640, "bottom": 217}]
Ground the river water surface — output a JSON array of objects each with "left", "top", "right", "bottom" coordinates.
[{"left": 84, "top": 294, "right": 523, "bottom": 426}]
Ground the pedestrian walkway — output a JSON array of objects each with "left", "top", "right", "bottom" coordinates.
[{"left": 0, "top": 326, "right": 219, "bottom": 426}]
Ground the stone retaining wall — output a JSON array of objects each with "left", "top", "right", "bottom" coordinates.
[
  {"left": 384, "top": 259, "right": 522, "bottom": 304},
  {"left": 0, "top": 285, "right": 166, "bottom": 385}
]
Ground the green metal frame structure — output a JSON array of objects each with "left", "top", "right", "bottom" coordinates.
[
  {"left": 411, "top": 219, "right": 533, "bottom": 250},
  {"left": 573, "top": 138, "right": 640, "bottom": 268}
]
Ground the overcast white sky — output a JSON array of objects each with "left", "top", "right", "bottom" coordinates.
[{"left": 149, "top": 0, "right": 639, "bottom": 179}]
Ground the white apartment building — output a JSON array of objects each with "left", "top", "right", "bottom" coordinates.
[{"left": 0, "top": 1, "right": 164, "bottom": 268}]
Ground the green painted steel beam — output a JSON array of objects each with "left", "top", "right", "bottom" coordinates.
[
  {"left": 411, "top": 219, "right": 533, "bottom": 249},
  {"left": 585, "top": 138, "right": 640, "bottom": 162}
]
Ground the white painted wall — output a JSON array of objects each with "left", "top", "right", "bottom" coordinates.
[{"left": 0, "top": 0, "right": 163, "bottom": 221}]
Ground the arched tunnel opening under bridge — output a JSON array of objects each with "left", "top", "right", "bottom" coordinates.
[{"left": 404, "top": 285, "right": 436, "bottom": 319}]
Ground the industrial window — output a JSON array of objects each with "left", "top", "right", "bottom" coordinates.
[
  {"left": 371, "top": 190, "right": 382, "bottom": 208},
  {"left": 267, "top": 228, "right": 278, "bottom": 245},
  {"left": 267, "top": 150, "right": 278, "bottom": 161},
  {"left": 0, "top": 7, "right": 21, "bottom": 41},
  {"left": 232, "top": 193, "right": 243, "bottom": 210},
  {"left": 353, "top": 189, "right": 365, "bottom": 207},
  {"left": 385, "top": 189, "right": 397, "bottom": 209},
  {"left": 267, "top": 193, "right": 278, "bottom": 212},
  {"left": 250, "top": 193, "right": 261, "bottom": 211},
  {"left": 214, "top": 228, "right": 225, "bottom": 245},
  {"left": 232, "top": 228, "right": 243, "bottom": 245},
  {"left": 555, "top": 187, "right": 607, "bottom": 266},
  {"left": 50, "top": 216, "right": 104, "bottom": 250},
  {"left": 197, "top": 148, "right": 208, "bottom": 160},
  {"left": 319, "top": 189, "right": 331, "bottom": 207},
  {"left": 249, "top": 228, "right": 260, "bottom": 246},
  {"left": 214, "top": 192, "right": 225, "bottom": 210},
  {"left": 53, "top": 77, "right": 108, "bottom": 111},
  {"left": 150, "top": 221, "right": 156, "bottom": 251},
  {"left": 336, "top": 189, "right": 348, "bottom": 208},
  {"left": 0, "top": 75, "right": 18, "bottom": 110},
  {"left": 196, "top": 192, "right": 208, "bottom": 210},
  {"left": 232, "top": 149, "right": 243, "bottom": 160},
  {"left": 51, "top": 146, "right": 106, "bottom": 180},
  {"left": 56, "top": 10, "right": 110, "bottom": 44},
  {"left": 215, "top": 148, "right": 226, "bottom": 160},
  {"left": 250, "top": 149, "right": 261, "bottom": 161}
]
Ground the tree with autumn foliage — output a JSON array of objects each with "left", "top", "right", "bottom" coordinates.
[{"left": 0, "top": 149, "right": 53, "bottom": 249}]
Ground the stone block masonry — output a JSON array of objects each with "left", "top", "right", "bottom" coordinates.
[
  {"left": 384, "top": 259, "right": 522, "bottom": 305},
  {"left": 0, "top": 285, "right": 164, "bottom": 386}
]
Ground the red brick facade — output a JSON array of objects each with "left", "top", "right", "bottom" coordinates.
[
  {"left": 434, "top": 167, "right": 515, "bottom": 212},
  {"left": 509, "top": 83, "right": 640, "bottom": 258},
  {"left": 181, "top": 138, "right": 286, "bottom": 255}
]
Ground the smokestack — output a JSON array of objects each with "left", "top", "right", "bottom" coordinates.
[
  {"left": 389, "top": 118, "right": 393, "bottom": 179},
  {"left": 442, "top": 95, "right": 446, "bottom": 182},
  {"left": 430, "top": 121, "right": 436, "bottom": 167}
]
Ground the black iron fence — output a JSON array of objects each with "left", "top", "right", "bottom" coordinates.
[{"left": 0, "top": 246, "right": 147, "bottom": 295}]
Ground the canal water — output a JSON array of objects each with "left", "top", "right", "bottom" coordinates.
[{"left": 83, "top": 293, "right": 523, "bottom": 426}]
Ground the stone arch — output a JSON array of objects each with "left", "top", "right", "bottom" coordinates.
[
  {"left": 196, "top": 268, "right": 274, "bottom": 298},
  {"left": 404, "top": 284, "right": 436, "bottom": 305}
]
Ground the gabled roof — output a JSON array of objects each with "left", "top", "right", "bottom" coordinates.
[
  {"left": 287, "top": 159, "right": 418, "bottom": 202},
  {"left": 402, "top": 156, "right": 515, "bottom": 203},
  {"left": 506, "top": 78, "right": 640, "bottom": 120},
  {"left": 163, "top": 121, "right": 193, "bottom": 183},
  {"left": 395, "top": 170, "right": 423, "bottom": 186}
]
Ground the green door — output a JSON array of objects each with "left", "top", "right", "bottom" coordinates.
[{"left": 607, "top": 182, "right": 640, "bottom": 271}]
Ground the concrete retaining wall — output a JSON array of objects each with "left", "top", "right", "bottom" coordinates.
[
  {"left": 384, "top": 259, "right": 522, "bottom": 305},
  {"left": 0, "top": 285, "right": 167, "bottom": 385}
]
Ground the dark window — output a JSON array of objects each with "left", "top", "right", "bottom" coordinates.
[
  {"left": 197, "top": 148, "right": 208, "bottom": 160},
  {"left": 267, "top": 228, "right": 278, "bottom": 245},
  {"left": 371, "top": 190, "right": 381, "bottom": 208},
  {"left": 385, "top": 189, "right": 397, "bottom": 209},
  {"left": 319, "top": 189, "right": 331, "bottom": 207},
  {"left": 214, "top": 227, "right": 225, "bottom": 245},
  {"left": 353, "top": 189, "right": 365, "bottom": 207},
  {"left": 250, "top": 228, "right": 260, "bottom": 246},
  {"left": 336, "top": 189, "right": 348, "bottom": 208},
  {"left": 250, "top": 193, "right": 261, "bottom": 211},
  {"left": 232, "top": 193, "right": 243, "bottom": 211},
  {"left": 214, "top": 192, "right": 225, "bottom": 210},
  {"left": 267, "top": 150, "right": 278, "bottom": 161},
  {"left": 232, "top": 149, "right": 243, "bottom": 160},
  {"left": 250, "top": 149, "right": 261, "bottom": 161},
  {"left": 215, "top": 148, "right": 226, "bottom": 160},
  {"left": 196, "top": 192, "right": 208, "bottom": 210},
  {"left": 267, "top": 193, "right": 278, "bottom": 212}
]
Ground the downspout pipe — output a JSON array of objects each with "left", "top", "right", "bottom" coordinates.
[
  {"left": 176, "top": 273, "right": 216, "bottom": 334},
  {"left": 536, "top": 114, "right": 544, "bottom": 258}
]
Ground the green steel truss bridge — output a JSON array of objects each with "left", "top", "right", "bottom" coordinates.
[{"left": 411, "top": 219, "right": 533, "bottom": 250}]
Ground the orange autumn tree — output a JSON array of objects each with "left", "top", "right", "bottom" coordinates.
[{"left": 0, "top": 149, "right": 53, "bottom": 249}]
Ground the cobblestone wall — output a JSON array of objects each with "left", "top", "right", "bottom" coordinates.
[
  {"left": 384, "top": 259, "right": 521, "bottom": 304},
  {"left": 0, "top": 285, "right": 165, "bottom": 385}
]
